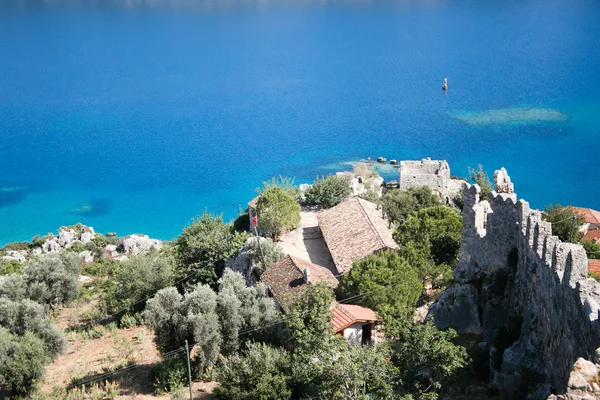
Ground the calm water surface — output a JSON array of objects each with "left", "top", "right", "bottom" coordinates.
[{"left": 1, "top": 0, "right": 599, "bottom": 244}]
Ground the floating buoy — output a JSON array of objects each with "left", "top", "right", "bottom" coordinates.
[{"left": 442, "top": 77, "right": 448, "bottom": 91}]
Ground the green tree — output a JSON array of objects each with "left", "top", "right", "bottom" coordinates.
[
  {"left": 304, "top": 175, "right": 352, "bottom": 208},
  {"left": 394, "top": 206, "right": 462, "bottom": 267},
  {"left": 380, "top": 186, "right": 440, "bottom": 226},
  {"left": 144, "top": 285, "right": 222, "bottom": 374},
  {"left": 176, "top": 211, "right": 250, "bottom": 287},
  {"left": 0, "top": 328, "right": 47, "bottom": 395},
  {"left": 393, "top": 321, "right": 469, "bottom": 399},
  {"left": 285, "top": 283, "right": 334, "bottom": 354},
  {"left": 256, "top": 187, "right": 301, "bottom": 240},
  {"left": 244, "top": 237, "right": 284, "bottom": 276},
  {"left": 102, "top": 251, "right": 176, "bottom": 313},
  {"left": 468, "top": 164, "right": 493, "bottom": 199},
  {"left": 3, "top": 253, "right": 82, "bottom": 309},
  {"left": 216, "top": 342, "right": 293, "bottom": 400},
  {"left": 337, "top": 251, "right": 423, "bottom": 334},
  {"left": 0, "top": 298, "right": 66, "bottom": 359},
  {"left": 293, "top": 337, "right": 396, "bottom": 400},
  {"left": 542, "top": 204, "right": 586, "bottom": 243},
  {"left": 583, "top": 240, "right": 600, "bottom": 259}
]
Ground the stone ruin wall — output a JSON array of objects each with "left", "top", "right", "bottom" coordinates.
[
  {"left": 431, "top": 168, "right": 600, "bottom": 396},
  {"left": 398, "top": 158, "right": 465, "bottom": 204}
]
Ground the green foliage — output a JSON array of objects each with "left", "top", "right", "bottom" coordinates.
[
  {"left": 217, "top": 269, "right": 278, "bottom": 355},
  {"left": 395, "top": 206, "right": 462, "bottom": 267},
  {"left": 0, "top": 297, "right": 67, "bottom": 359},
  {"left": 294, "top": 338, "right": 396, "bottom": 400},
  {"left": 582, "top": 240, "right": 600, "bottom": 259},
  {"left": 258, "top": 176, "right": 299, "bottom": 200},
  {"left": 1, "top": 242, "right": 33, "bottom": 252},
  {"left": 589, "top": 271, "right": 600, "bottom": 282},
  {"left": 216, "top": 342, "right": 293, "bottom": 400},
  {"left": 119, "top": 313, "right": 138, "bottom": 329},
  {"left": 285, "top": 283, "right": 334, "bottom": 354},
  {"left": 468, "top": 164, "right": 493, "bottom": 199},
  {"left": 144, "top": 285, "right": 222, "bottom": 373},
  {"left": 0, "top": 259, "right": 22, "bottom": 275},
  {"left": 149, "top": 357, "right": 188, "bottom": 394},
  {"left": 176, "top": 211, "right": 250, "bottom": 288},
  {"left": 337, "top": 251, "right": 423, "bottom": 334},
  {"left": 394, "top": 321, "right": 469, "bottom": 399},
  {"left": 102, "top": 251, "right": 175, "bottom": 313},
  {"left": 304, "top": 175, "right": 352, "bottom": 208},
  {"left": 244, "top": 237, "right": 284, "bottom": 276},
  {"left": 81, "top": 257, "right": 121, "bottom": 277},
  {"left": 0, "top": 328, "right": 47, "bottom": 395},
  {"left": 256, "top": 187, "right": 301, "bottom": 240},
  {"left": 543, "top": 204, "right": 586, "bottom": 243},
  {"left": 380, "top": 186, "right": 440, "bottom": 226},
  {"left": 233, "top": 211, "right": 250, "bottom": 233},
  {"left": 1, "top": 252, "right": 82, "bottom": 309}
]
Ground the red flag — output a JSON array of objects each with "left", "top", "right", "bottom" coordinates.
[{"left": 252, "top": 215, "right": 258, "bottom": 227}]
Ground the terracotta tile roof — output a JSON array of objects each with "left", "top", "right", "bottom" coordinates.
[
  {"left": 330, "top": 301, "right": 378, "bottom": 333},
  {"left": 589, "top": 260, "right": 600, "bottom": 275},
  {"left": 574, "top": 207, "right": 600, "bottom": 225},
  {"left": 260, "top": 255, "right": 338, "bottom": 309},
  {"left": 583, "top": 230, "right": 600, "bottom": 243},
  {"left": 317, "top": 197, "right": 398, "bottom": 275}
]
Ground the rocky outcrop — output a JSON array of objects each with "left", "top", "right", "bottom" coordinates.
[
  {"left": 430, "top": 168, "right": 600, "bottom": 397},
  {"left": 119, "top": 234, "right": 162, "bottom": 255},
  {"left": 1, "top": 250, "right": 28, "bottom": 264}
]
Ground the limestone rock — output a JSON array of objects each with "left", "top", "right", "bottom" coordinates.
[
  {"left": 299, "top": 183, "right": 312, "bottom": 192},
  {"left": 120, "top": 234, "right": 162, "bottom": 255},
  {"left": 592, "top": 382, "right": 600, "bottom": 392},
  {"left": 58, "top": 228, "right": 76, "bottom": 247},
  {"left": 113, "top": 255, "right": 130, "bottom": 262},
  {"left": 568, "top": 371, "right": 591, "bottom": 391},
  {"left": 79, "top": 251, "right": 94, "bottom": 264},
  {"left": 42, "top": 239, "right": 61, "bottom": 253},
  {"left": 573, "top": 358, "right": 599, "bottom": 382},
  {"left": 1, "top": 250, "right": 27, "bottom": 263},
  {"left": 103, "top": 244, "right": 118, "bottom": 258},
  {"left": 494, "top": 167, "right": 514, "bottom": 194},
  {"left": 65, "top": 240, "right": 82, "bottom": 249},
  {"left": 81, "top": 231, "right": 94, "bottom": 244},
  {"left": 31, "top": 247, "right": 42, "bottom": 256}
]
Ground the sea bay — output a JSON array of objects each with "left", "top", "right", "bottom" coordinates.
[{"left": 0, "top": 0, "right": 599, "bottom": 245}]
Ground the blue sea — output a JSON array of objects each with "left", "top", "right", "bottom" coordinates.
[{"left": 1, "top": 0, "right": 599, "bottom": 245}]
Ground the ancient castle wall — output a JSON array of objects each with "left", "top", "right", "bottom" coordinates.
[
  {"left": 431, "top": 169, "right": 600, "bottom": 396},
  {"left": 398, "top": 158, "right": 465, "bottom": 203}
]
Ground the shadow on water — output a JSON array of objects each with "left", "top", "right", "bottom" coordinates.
[
  {"left": 70, "top": 199, "right": 113, "bottom": 217},
  {"left": 0, "top": 187, "right": 28, "bottom": 208}
]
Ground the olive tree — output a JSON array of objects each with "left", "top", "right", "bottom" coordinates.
[
  {"left": 256, "top": 187, "right": 301, "bottom": 240},
  {"left": 304, "top": 175, "right": 351, "bottom": 208},
  {"left": 0, "top": 328, "right": 47, "bottom": 395}
]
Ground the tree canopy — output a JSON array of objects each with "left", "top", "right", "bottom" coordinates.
[
  {"left": 543, "top": 204, "right": 586, "bottom": 243},
  {"left": 380, "top": 186, "right": 440, "bottom": 226},
  {"left": 337, "top": 251, "right": 423, "bottom": 334},
  {"left": 468, "top": 164, "right": 493, "bottom": 199},
  {"left": 304, "top": 175, "right": 351, "bottom": 209},
  {"left": 256, "top": 187, "right": 301, "bottom": 240}
]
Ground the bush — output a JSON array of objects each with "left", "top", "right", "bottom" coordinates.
[
  {"left": 216, "top": 342, "right": 292, "bottom": 400},
  {"left": 119, "top": 313, "right": 138, "bottom": 329},
  {"left": 0, "top": 259, "right": 22, "bottom": 275},
  {"left": 380, "top": 186, "right": 440, "bottom": 226},
  {"left": 256, "top": 187, "right": 301, "bottom": 240},
  {"left": 468, "top": 164, "right": 493, "bottom": 199},
  {"left": 1, "top": 242, "right": 33, "bottom": 252},
  {"left": 233, "top": 211, "right": 250, "bottom": 233},
  {"left": 149, "top": 357, "right": 188, "bottom": 394},
  {"left": 244, "top": 237, "right": 284, "bottom": 275},
  {"left": 102, "top": 251, "right": 175, "bottom": 313},
  {"left": 543, "top": 204, "right": 586, "bottom": 243},
  {"left": 304, "top": 175, "right": 351, "bottom": 208},
  {"left": 81, "top": 257, "right": 120, "bottom": 277},
  {"left": 176, "top": 211, "right": 250, "bottom": 288},
  {"left": 582, "top": 240, "right": 600, "bottom": 259},
  {"left": 0, "top": 328, "right": 47, "bottom": 395}
]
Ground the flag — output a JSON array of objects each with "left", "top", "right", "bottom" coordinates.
[{"left": 252, "top": 215, "right": 258, "bottom": 227}]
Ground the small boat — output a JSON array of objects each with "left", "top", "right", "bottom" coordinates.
[{"left": 442, "top": 77, "right": 448, "bottom": 91}]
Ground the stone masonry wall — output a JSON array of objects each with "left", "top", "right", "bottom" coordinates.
[
  {"left": 398, "top": 158, "right": 465, "bottom": 204},
  {"left": 430, "top": 169, "right": 600, "bottom": 397}
]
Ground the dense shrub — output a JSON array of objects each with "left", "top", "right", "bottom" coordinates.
[
  {"left": 0, "top": 328, "right": 47, "bottom": 395},
  {"left": 380, "top": 186, "right": 440, "bottom": 226},
  {"left": 176, "top": 211, "right": 250, "bottom": 288},
  {"left": 216, "top": 342, "right": 292, "bottom": 400},
  {"left": 244, "top": 237, "right": 284, "bottom": 276},
  {"left": 233, "top": 211, "right": 250, "bottom": 233},
  {"left": 543, "top": 204, "right": 586, "bottom": 243},
  {"left": 81, "top": 257, "right": 121, "bottom": 277},
  {"left": 304, "top": 175, "right": 351, "bottom": 208},
  {"left": 256, "top": 187, "right": 301, "bottom": 240},
  {"left": 102, "top": 251, "right": 175, "bottom": 313},
  {"left": 0, "top": 259, "right": 22, "bottom": 275},
  {"left": 582, "top": 240, "right": 600, "bottom": 259},
  {"left": 337, "top": 251, "right": 423, "bottom": 334},
  {"left": 149, "top": 357, "right": 188, "bottom": 394},
  {"left": 468, "top": 164, "right": 493, "bottom": 199},
  {"left": 1, "top": 242, "right": 33, "bottom": 252}
]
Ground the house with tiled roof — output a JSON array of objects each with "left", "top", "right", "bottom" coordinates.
[
  {"left": 261, "top": 254, "right": 338, "bottom": 311},
  {"left": 589, "top": 260, "right": 600, "bottom": 275},
  {"left": 331, "top": 301, "right": 380, "bottom": 344},
  {"left": 317, "top": 197, "right": 398, "bottom": 275},
  {"left": 574, "top": 207, "right": 600, "bottom": 237}
]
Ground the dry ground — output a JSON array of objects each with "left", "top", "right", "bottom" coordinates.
[{"left": 38, "top": 307, "right": 216, "bottom": 399}]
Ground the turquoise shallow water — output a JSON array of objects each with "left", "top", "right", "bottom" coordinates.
[{"left": 1, "top": 0, "right": 599, "bottom": 245}]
